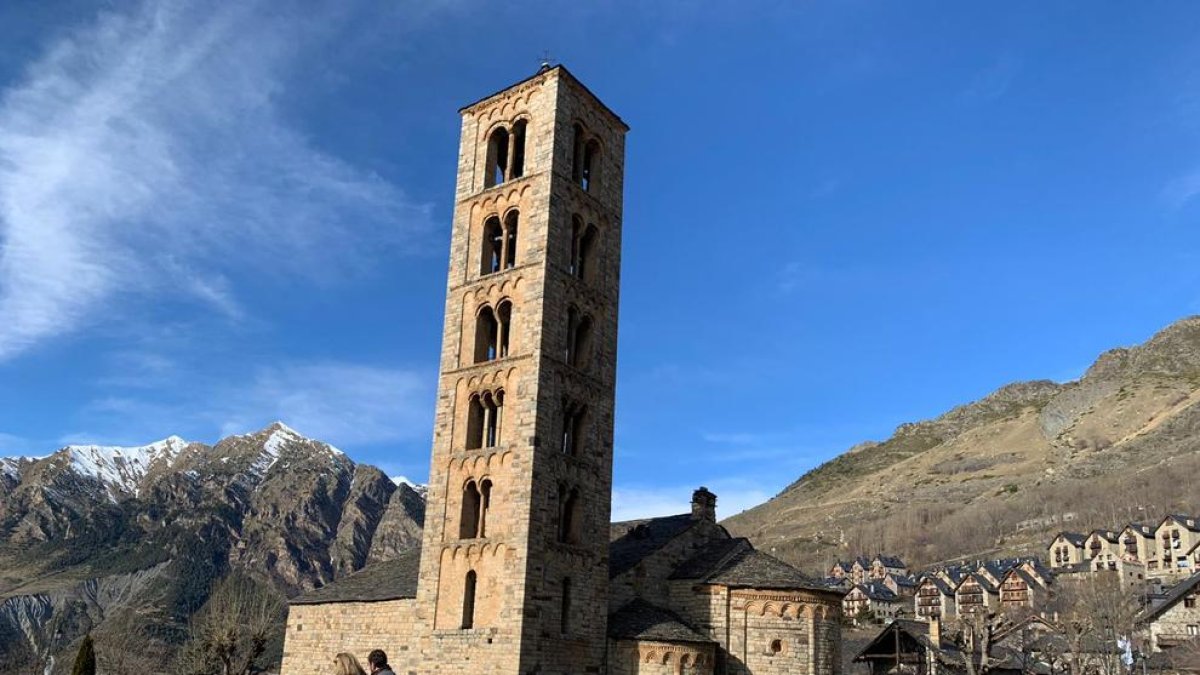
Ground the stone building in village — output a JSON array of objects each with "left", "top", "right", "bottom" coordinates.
[{"left": 279, "top": 66, "right": 843, "bottom": 675}]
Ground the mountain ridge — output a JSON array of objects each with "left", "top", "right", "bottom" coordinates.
[{"left": 725, "top": 315, "right": 1200, "bottom": 572}]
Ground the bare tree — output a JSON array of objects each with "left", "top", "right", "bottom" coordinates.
[
  {"left": 949, "top": 611, "right": 1007, "bottom": 675},
  {"left": 1047, "top": 573, "right": 1143, "bottom": 675},
  {"left": 179, "top": 573, "right": 285, "bottom": 675}
]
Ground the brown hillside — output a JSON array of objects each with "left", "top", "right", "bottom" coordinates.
[{"left": 723, "top": 316, "right": 1200, "bottom": 574}]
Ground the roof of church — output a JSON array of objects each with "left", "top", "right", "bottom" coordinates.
[
  {"left": 607, "top": 599, "right": 714, "bottom": 644},
  {"left": 608, "top": 513, "right": 703, "bottom": 579},
  {"left": 290, "top": 549, "right": 421, "bottom": 605},
  {"left": 671, "top": 536, "right": 829, "bottom": 592}
]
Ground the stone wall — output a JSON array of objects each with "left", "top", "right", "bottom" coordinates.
[
  {"left": 281, "top": 599, "right": 418, "bottom": 675},
  {"left": 1149, "top": 586, "right": 1200, "bottom": 652},
  {"left": 608, "top": 639, "right": 716, "bottom": 675}
]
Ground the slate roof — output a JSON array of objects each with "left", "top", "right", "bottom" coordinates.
[
  {"left": 957, "top": 572, "right": 997, "bottom": 594},
  {"left": 855, "top": 581, "right": 898, "bottom": 602},
  {"left": 669, "top": 537, "right": 748, "bottom": 580},
  {"left": 290, "top": 549, "right": 421, "bottom": 605},
  {"left": 1139, "top": 571, "right": 1200, "bottom": 623},
  {"left": 609, "top": 513, "right": 701, "bottom": 579},
  {"left": 1162, "top": 514, "right": 1200, "bottom": 533},
  {"left": 920, "top": 576, "right": 954, "bottom": 596},
  {"left": 889, "top": 574, "right": 918, "bottom": 588},
  {"left": 874, "top": 555, "right": 907, "bottom": 569},
  {"left": 607, "top": 598, "right": 713, "bottom": 644},
  {"left": 669, "top": 536, "right": 830, "bottom": 592},
  {"left": 1089, "top": 529, "right": 1121, "bottom": 543},
  {"left": 1050, "top": 531, "right": 1087, "bottom": 548},
  {"left": 1126, "top": 522, "right": 1156, "bottom": 538}
]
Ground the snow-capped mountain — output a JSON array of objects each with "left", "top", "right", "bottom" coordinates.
[{"left": 0, "top": 422, "right": 427, "bottom": 673}]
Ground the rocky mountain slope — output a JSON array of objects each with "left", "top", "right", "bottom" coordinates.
[
  {"left": 725, "top": 316, "right": 1200, "bottom": 573},
  {"left": 0, "top": 423, "right": 425, "bottom": 673}
]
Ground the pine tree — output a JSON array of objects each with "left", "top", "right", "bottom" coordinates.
[{"left": 70, "top": 634, "right": 96, "bottom": 675}]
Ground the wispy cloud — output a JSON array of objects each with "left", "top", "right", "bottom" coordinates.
[
  {"left": 76, "top": 359, "right": 436, "bottom": 450},
  {"left": 0, "top": 1, "right": 433, "bottom": 361},
  {"left": 1162, "top": 170, "right": 1200, "bottom": 211}
]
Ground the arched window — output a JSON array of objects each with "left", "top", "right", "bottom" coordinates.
[
  {"left": 460, "top": 480, "right": 481, "bottom": 539},
  {"left": 466, "top": 390, "right": 503, "bottom": 449},
  {"left": 561, "top": 577, "right": 572, "bottom": 635},
  {"left": 484, "top": 390, "right": 503, "bottom": 448},
  {"left": 571, "top": 123, "right": 585, "bottom": 184},
  {"left": 566, "top": 308, "right": 593, "bottom": 369},
  {"left": 485, "top": 127, "right": 509, "bottom": 188},
  {"left": 582, "top": 139, "right": 600, "bottom": 192},
  {"left": 569, "top": 218, "right": 599, "bottom": 282},
  {"left": 474, "top": 306, "right": 499, "bottom": 363},
  {"left": 462, "top": 570, "right": 477, "bottom": 629},
  {"left": 511, "top": 119, "right": 527, "bottom": 179},
  {"left": 481, "top": 216, "right": 503, "bottom": 275},
  {"left": 466, "top": 395, "right": 485, "bottom": 450},
  {"left": 496, "top": 301, "right": 512, "bottom": 358},
  {"left": 479, "top": 479, "right": 492, "bottom": 538},
  {"left": 561, "top": 401, "right": 587, "bottom": 456},
  {"left": 473, "top": 302, "right": 512, "bottom": 363},
  {"left": 503, "top": 211, "right": 519, "bottom": 269},
  {"left": 557, "top": 485, "right": 581, "bottom": 544}
]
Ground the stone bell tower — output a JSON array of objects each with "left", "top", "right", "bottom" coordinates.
[{"left": 413, "top": 66, "right": 627, "bottom": 674}]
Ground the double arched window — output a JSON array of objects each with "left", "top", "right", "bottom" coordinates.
[
  {"left": 466, "top": 390, "right": 504, "bottom": 450},
  {"left": 571, "top": 123, "right": 601, "bottom": 192},
  {"left": 481, "top": 211, "right": 519, "bottom": 275},
  {"left": 557, "top": 484, "right": 582, "bottom": 544},
  {"left": 485, "top": 119, "right": 529, "bottom": 188},
  {"left": 459, "top": 478, "right": 492, "bottom": 539},
  {"left": 561, "top": 399, "right": 588, "bottom": 456},
  {"left": 474, "top": 300, "right": 512, "bottom": 363},
  {"left": 568, "top": 216, "right": 599, "bottom": 283},
  {"left": 565, "top": 306, "right": 593, "bottom": 369}
]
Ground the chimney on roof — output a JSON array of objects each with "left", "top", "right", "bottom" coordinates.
[{"left": 691, "top": 487, "right": 717, "bottom": 522}]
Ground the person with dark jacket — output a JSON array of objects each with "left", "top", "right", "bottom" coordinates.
[{"left": 367, "top": 649, "right": 395, "bottom": 675}]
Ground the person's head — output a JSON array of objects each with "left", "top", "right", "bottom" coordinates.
[
  {"left": 367, "top": 649, "right": 390, "bottom": 671},
  {"left": 334, "top": 652, "right": 366, "bottom": 675}
]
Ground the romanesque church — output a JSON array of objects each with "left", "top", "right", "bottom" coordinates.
[{"left": 280, "top": 66, "right": 843, "bottom": 675}]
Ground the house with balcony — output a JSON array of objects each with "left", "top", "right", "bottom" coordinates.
[
  {"left": 1156, "top": 514, "right": 1200, "bottom": 578},
  {"left": 1048, "top": 532, "right": 1088, "bottom": 569},
  {"left": 998, "top": 567, "right": 1051, "bottom": 613},
  {"left": 914, "top": 576, "right": 956, "bottom": 620},
  {"left": 954, "top": 573, "right": 999, "bottom": 616}
]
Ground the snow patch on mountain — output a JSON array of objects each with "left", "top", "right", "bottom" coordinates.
[
  {"left": 62, "top": 436, "right": 190, "bottom": 498},
  {"left": 0, "top": 458, "right": 21, "bottom": 480},
  {"left": 392, "top": 476, "right": 428, "bottom": 496}
]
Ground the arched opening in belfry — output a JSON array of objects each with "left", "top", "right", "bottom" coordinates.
[
  {"left": 481, "top": 216, "right": 503, "bottom": 275},
  {"left": 462, "top": 570, "right": 477, "bottom": 629},
  {"left": 557, "top": 485, "right": 581, "bottom": 544},
  {"left": 566, "top": 309, "right": 593, "bottom": 369},
  {"left": 571, "top": 123, "right": 585, "bottom": 185},
  {"left": 576, "top": 224, "right": 598, "bottom": 283},
  {"left": 561, "top": 401, "right": 587, "bottom": 456},
  {"left": 466, "top": 394, "right": 484, "bottom": 449},
  {"left": 483, "top": 390, "right": 503, "bottom": 448},
  {"left": 478, "top": 479, "right": 492, "bottom": 538},
  {"left": 460, "top": 480, "right": 481, "bottom": 539},
  {"left": 474, "top": 306, "right": 499, "bottom": 363},
  {"left": 496, "top": 301, "right": 512, "bottom": 358},
  {"left": 560, "top": 576, "right": 572, "bottom": 635},
  {"left": 485, "top": 127, "right": 509, "bottom": 188},
  {"left": 511, "top": 119, "right": 527, "bottom": 179},
  {"left": 503, "top": 211, "right": 519, "bottom": 270},
  {"left": 582, "top": 139, "right": 600, "bottom": 192}
]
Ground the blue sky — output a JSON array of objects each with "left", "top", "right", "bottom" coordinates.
[{"left": 2, "top": 1, "right": 1200, "bottom": 521}]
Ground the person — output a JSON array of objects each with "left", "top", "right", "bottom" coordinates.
[
  {"left": 334, "top": 652, "right": 367, "bottom": 675},
  {"left": 367, "top": 649, "right": 396, "bottom": 675}
]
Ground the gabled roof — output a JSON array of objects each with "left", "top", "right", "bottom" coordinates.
[
  {"left": 609, "top": 513, "right": 703, "bottom": 579},
  {"left": 854, "top": 582, "right": 899, "bottom": 602},
  {"left": 1003, "top": 568, "right": 1045, "bottom": 592},
  {"left": 1158, "top": 514, "right": 1200, "bottom": 533},
  {"left": 608, "top": 598, "right": 714, "bottom": 644},
  {"left": 1124, "top": 522, "right": 1156, "bottom": 538},
  {"left": 1139, "top": 572, "right": 1200, "bottom": 623},
  {"left": 957, "top": 572, "right": 997, "bottom": 594},
  {"left": 1088, "top": 529, "right": 1121, "bottom": 543},
  {"left": 873, "top": 554, "right": 907, "bottom": 568},
  {"left": 671, "top": 537, "right": 830, "bottom": 592},
  {"left": 290, "top": 549, "right": 421, "bottom": 605},
  {"left": 919, "top": 576, "right": 954, "bottom": 596},
  {"left": 1049, "top": 531, "right": 1087, "bottom": 548},
  {"left": 888, "top": 573, "right": 918, "bottom": 588}
]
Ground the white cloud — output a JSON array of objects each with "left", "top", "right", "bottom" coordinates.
[
  {"left": 0, "top": 1, "right": 433, "bottom": 361},
  {"left": 80, "top": 359, "right": 435, "bottom": 449}
]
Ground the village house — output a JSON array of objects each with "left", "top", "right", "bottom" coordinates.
[
  {"left": 882, "top": 573, "right": 918, "bottom": 599},
  {"left": 914, "top": 577, "right": 956, "bottom": 620},
  {"left": 830, "top": 555, "right": 908, "bottom": 586},
  {"left": 1156, "top": 515, "right": 1200, "bottom": 578},
  {"left": 954, "top": 573, "right": 999, "bottom": 616},
  {"left": 278, "top": 66, "right": 844, "bottom": 675},
  {"left": 844, "top": 582, "right": 904, "bottom": 623},
  {"left": 1083, "top": 529, "right": 1122, "bottom": 562},
  {"left": 1142, "top": 572, "right": 1200, "bottom": 654},
  {"left": 997, "top": 568, "right": 1051, "bottom": 613},
  {"left": 1047, "top": 532, "right": 1087, "bottom": 569},
  {"left": 1120, "top": 523, "right": 1158, "bottom": 569},
  {"left": 852, "top": 619, "right": 1030, "bottom": 675}
]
